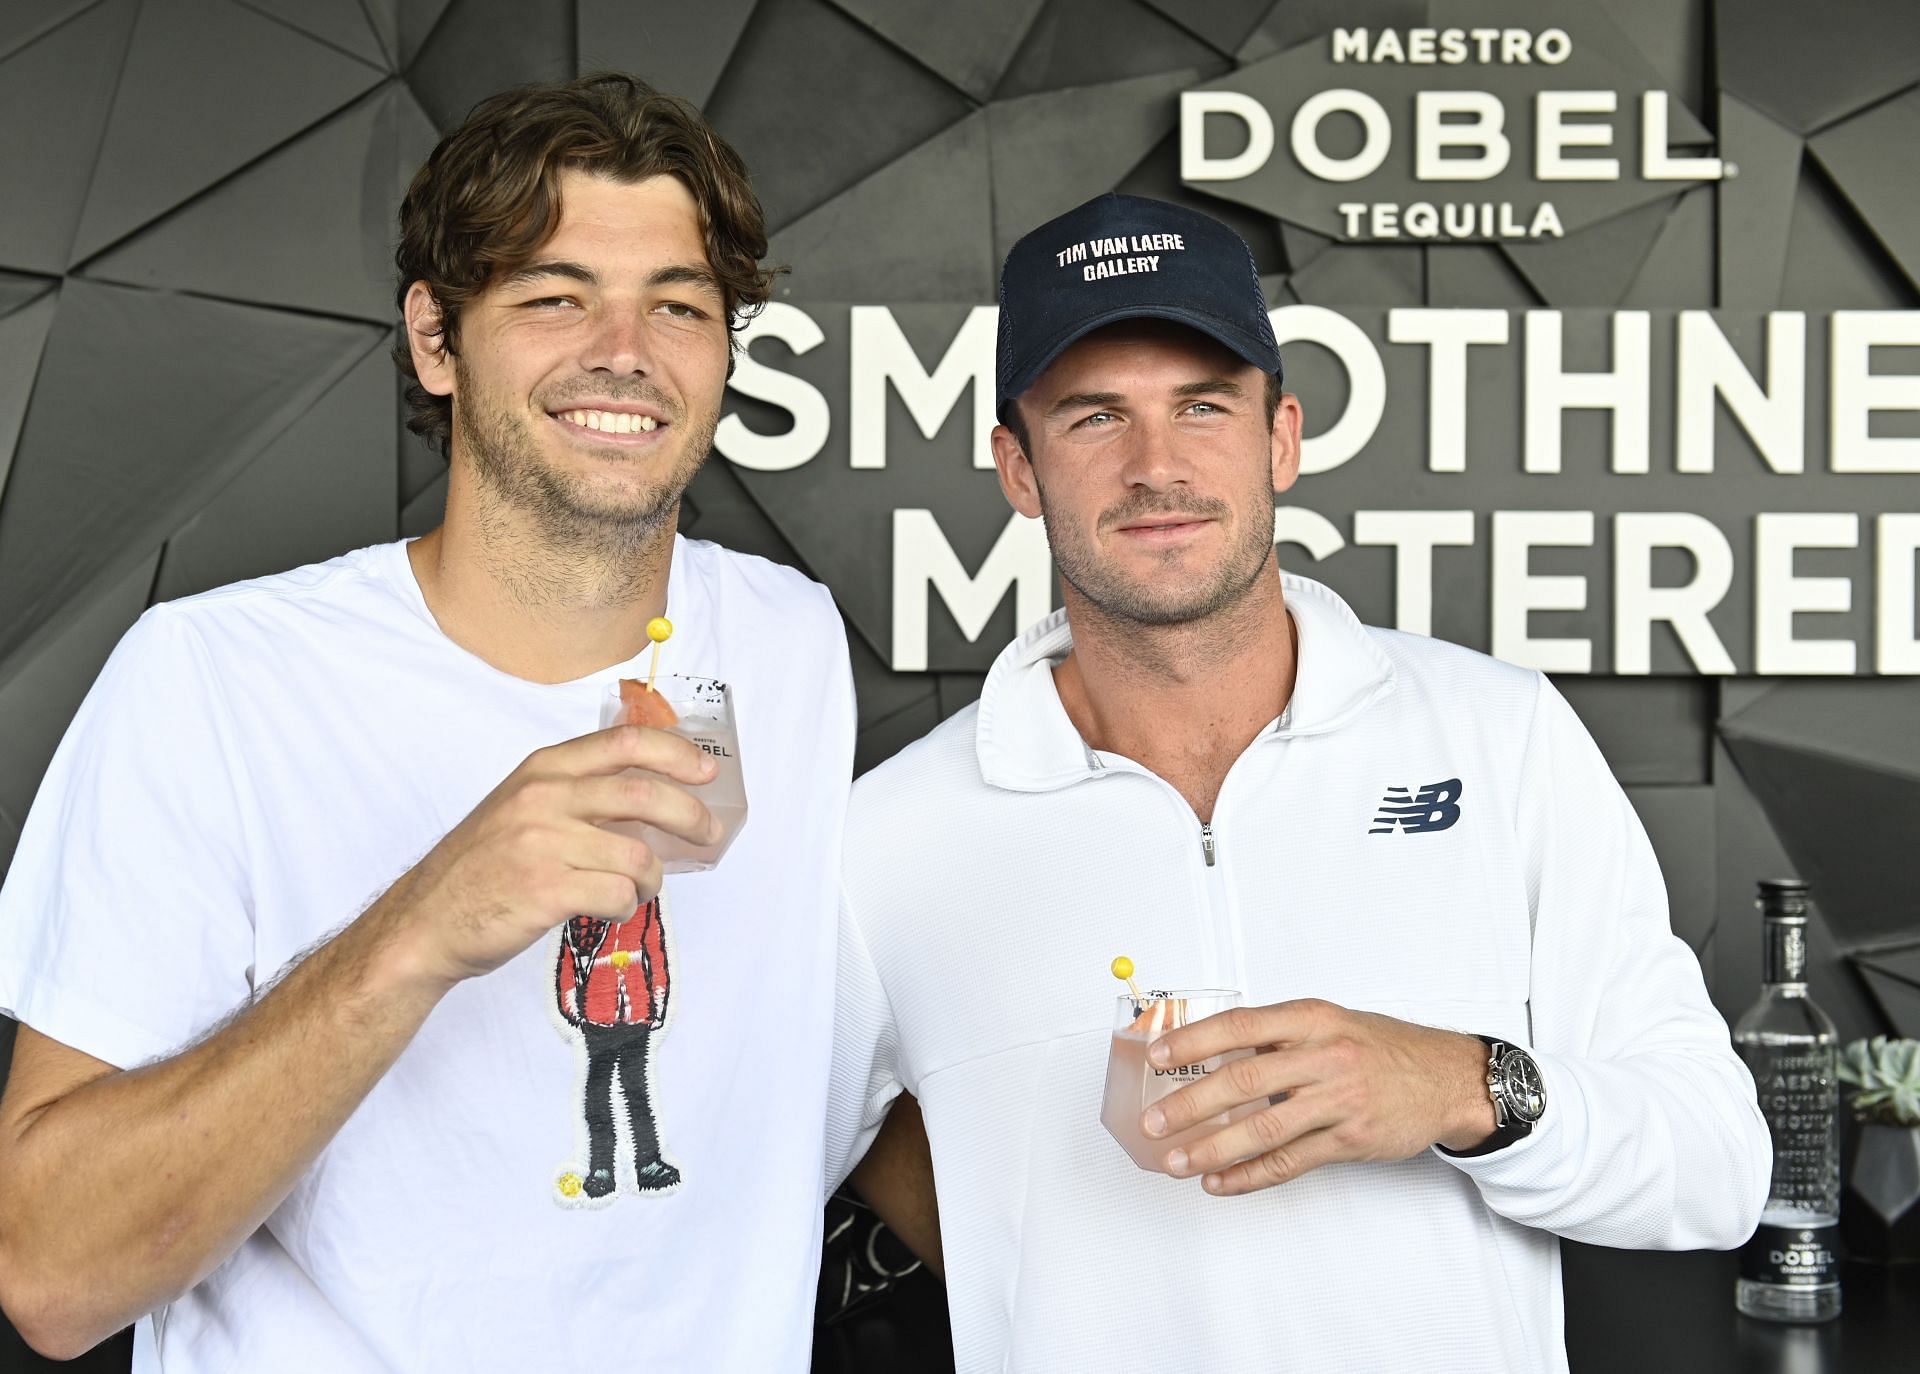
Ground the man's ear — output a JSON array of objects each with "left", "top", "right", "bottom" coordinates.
[
  {"left": 1270, "top": 391, "right": 1304, "bottom": 496},
  {"left": 404, "top": 281, "right": 456, "bottom": 399},
  {"left": 990, "top": 421, "right": 1043, "bottom": 520}
]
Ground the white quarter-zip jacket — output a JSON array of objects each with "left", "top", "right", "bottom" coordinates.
[{"left": 826, "top": 572, "right": 1770, "bottom": 1374}]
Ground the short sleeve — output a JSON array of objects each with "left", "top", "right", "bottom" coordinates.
[
  {"left": 0, "top": 605, "right": 258, "bottom": 1068},
  {"left": 822, "top": 884, "right": 904, "bottom": 1196}
]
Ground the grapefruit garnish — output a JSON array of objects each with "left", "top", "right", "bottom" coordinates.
[{"left": 619, "top": 676, "right": 679, "bottom": 728}]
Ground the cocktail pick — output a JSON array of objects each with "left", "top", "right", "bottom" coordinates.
[
  {"left": 645, "top": 616, "right": 673, "bottom": 692},
  {"left": 1111, "top": 955, "right": 1144, "bottom": 1006}
]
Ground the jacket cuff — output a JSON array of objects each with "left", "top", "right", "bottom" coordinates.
[{"left": 1431, "top": 1049, "right": 1588, "bottom": 1192}]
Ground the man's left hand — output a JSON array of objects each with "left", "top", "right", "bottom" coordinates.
[{"left": 1142, "top": 999, "right": 1500, "bottom": 1196}]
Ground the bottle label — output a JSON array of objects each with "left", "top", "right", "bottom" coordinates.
[
  {"left": 1761, "top": 916, "right": 1809, "bottom": 984},
  {"left": 1740, "top": 1222, "right": 1838, "bottom": 1287},
  {"left": 1738, "top": 1043, "right": 1839, "bottom": 1212}
]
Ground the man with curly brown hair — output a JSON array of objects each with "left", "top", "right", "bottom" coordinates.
[{"left": 0, "top": 74, "right": 854, "bottom": 1372}]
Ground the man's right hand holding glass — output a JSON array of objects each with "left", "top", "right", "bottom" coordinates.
[{"left": 373, "top": 721, "right": 724, "bottom": 989}]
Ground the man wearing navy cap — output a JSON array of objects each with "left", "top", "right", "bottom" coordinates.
[{"left": 825, "top": 194, "right": 1769, "bottom": 1372}]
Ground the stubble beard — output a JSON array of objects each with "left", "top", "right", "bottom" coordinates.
[
  {"left": 1038, "top": 478, "right": 1278, "bottom": 628},
  {"left": 455, "top": 360, "right": 718, "bottom": 572}
]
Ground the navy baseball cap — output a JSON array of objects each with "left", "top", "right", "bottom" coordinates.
[{"left": 995, "top": 193, "right": 1283, "bottom": 420}]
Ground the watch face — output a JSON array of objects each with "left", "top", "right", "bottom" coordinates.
[{"left": 1497, "top": 1049, "right": 1547, "bottom": 1124}]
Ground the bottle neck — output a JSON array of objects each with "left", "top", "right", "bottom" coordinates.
[{"left": 1761, "top": 914, "right": 1810, "bottom": 989}]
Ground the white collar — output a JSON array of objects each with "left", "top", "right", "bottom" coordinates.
[{"left": 974, "top": 573, "right": 1398, "bottom": 792}]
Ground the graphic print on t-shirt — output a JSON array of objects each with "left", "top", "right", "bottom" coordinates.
[{"left": 551, "top": 893, "right": 682, "bottom": 1203}]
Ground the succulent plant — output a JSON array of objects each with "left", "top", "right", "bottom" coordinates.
[{"left": 1837, "top": 1036, "right": 1920, "bottom": 1127}]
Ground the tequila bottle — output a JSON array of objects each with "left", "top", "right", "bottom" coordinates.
[{"left": 1733, "top": 879, "right": 1841, "bottom": 1322}]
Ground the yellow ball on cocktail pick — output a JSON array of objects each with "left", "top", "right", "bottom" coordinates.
[
  {"left": 1111, "top": 955, "right": 1144, "bottom": 1005},
  {"left": 645, "top": 616, "right": 673, "bottom": 692}
]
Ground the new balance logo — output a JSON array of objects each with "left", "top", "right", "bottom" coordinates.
[{"left": 1369, "top": 778, "right": 1463, "bottom": 834}]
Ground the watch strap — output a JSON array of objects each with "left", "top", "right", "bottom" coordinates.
[{"left": 1438, "top": 1034, "right": 1534, "bottom": 1158}]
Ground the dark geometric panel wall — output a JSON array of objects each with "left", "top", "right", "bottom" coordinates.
[{"left": 3, "top": 1, "right": 1919, "bottom": 1371}]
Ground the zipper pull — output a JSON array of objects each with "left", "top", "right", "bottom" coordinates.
[{"left": 1200, "top": 823, "right": 1216, "bottom": 867}]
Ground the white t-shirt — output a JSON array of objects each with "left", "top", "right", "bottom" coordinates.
[
  {"left": 0, "top": 535, "right": 855, "bottom": 1373},
  {"left": 828, "top": 573, "right": 1770, "bottom": 1374}
]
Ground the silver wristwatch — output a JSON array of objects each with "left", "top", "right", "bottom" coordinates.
[
  {"left": 1444, "top": 1036, "right": 1546, "bottom": 1157},
  {"left": 1484, "top": 1037, "right": 1546, "bottom": 1133}
]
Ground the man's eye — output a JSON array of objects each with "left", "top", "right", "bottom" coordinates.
[
  {"left": 1184, "top": 401, "right": 1221, "bottom": 415},
  {"left": 657, "top": 301, "right": 707, "bottom": 319},
  {"left": 525, "top": 296, "right": 578, "bottom": 309},
  {"left": 1075, "top": 411, "right": 1117, "bottom": 428}
]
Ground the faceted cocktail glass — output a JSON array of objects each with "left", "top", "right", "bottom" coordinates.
[
  {"left": 1100, "top": 989, "right": 1261, "bottom": 1173},
  {"left": 599, "top": 675, "right": 747, "bottom": 874}
]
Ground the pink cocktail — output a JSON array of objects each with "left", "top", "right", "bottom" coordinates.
[
  {"left": 1100, "top": 990, "right": 1261, "bottom": 1173},
  {"left": 599, "top": 676, "right": 748, "bottom": 874}
]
